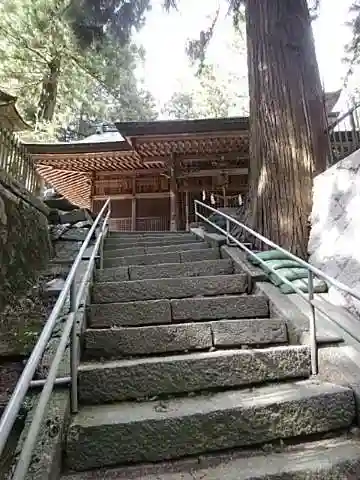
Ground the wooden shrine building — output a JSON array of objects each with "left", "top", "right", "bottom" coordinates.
[
  {"left": 26, "top": 117, "right": 250, "bottom": 231},
  {"left": 0, "top": 90, "right": 31, "bottom": 132}
]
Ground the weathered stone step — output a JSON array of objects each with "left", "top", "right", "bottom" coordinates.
[
  {"left": 65, "top": 380, "right": 355, "bottom": 471},
  {"left": 84, "top": 322, "right": 212, "bottom": 358},
  {"left": 88, "top": 299, "right": 171, "bottom": 327},
  {"left": 92, "top": 274, "right": 247, "bottom": 304},
  {"left": 79, "top": 346, "right": 310, "bottom": 404},
  {"left": 107, "top": 231, "right": 194, "bottom": 238},
  {"left": 104, "top": 235, "right": 198, "bottom": 249},
  {"left": 172, "top": 294, "right": 269, "bottom": 321},
  {"left": 83, "top": 318, "right": 288, "bottom": 359},
  {"left": 103, "top": 248, "right": 220, "bottom": 268},
  {"left": 97, "top": 259, "right": 234, "bottom": 282},
  {"left": 88, "top": 295, "right": 269, "bottom": 328},
  {"left": 61, "top": 435, "right": 360, "bottom": 479},
  {"left": 104, "top": 242, "right": 209, "bottom": 259}
]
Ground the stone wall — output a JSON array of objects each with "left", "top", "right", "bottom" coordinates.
[
  {"left": 0, "top": 169, "right": 52, "bottom": 355},
  {"left": 309, "top": 148, "right": 360, "bottom": 317}
]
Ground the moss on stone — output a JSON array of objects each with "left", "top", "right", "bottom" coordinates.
[{"left": 0, "top": 181, "right": 52, "bottom": 356}]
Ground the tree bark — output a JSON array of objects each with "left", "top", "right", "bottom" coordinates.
[
  {"left": 244, "top": 0, "right": 328, "bottom": 258},
  {"left": 36, "top": 57, "right": 61, "bottom": 123}
]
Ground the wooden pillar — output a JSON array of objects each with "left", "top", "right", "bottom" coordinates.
[
  {"left": 90, "top": 171, "right": 96, "bottom": 213},
  {"left": 185, "top": 188, "right": 190, "bottom": 231},
  {"left": 222, "top": 186, "right": 228, "bottom": 207},
  {"left": 169, "top": 155, "right": 179, "bottom": 231},
  {"left": 37, "top": 176, "right": 46, "bottom": 197},
  {"left": 131, "top": 177, "right": 136, "bottom": 231}
]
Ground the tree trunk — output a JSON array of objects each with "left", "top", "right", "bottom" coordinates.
[
  {"left": 244, "top": 0, "right": 328, "bottom": 258},
  {"left": 36, "top": 57, "right": 61, "bottom": 123}
]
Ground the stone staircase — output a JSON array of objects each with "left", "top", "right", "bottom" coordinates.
[{"left": 62, "top": 231, "right": 360, "bottom": 479}]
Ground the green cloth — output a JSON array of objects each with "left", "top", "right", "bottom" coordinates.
[
  {"left": 269, "top": 267, "right": 309, "bottom": 286},
  {"left": 280, "top": 278, "right": 328, "bottom": 294},
  {"left": 262, "top": 259, "right": 302, "bottom": 272},
  {"left": 248, "top": 249, "right": 289, "bottom": 266},
  {"left": 246, "top": 248, "right": 328, "bottom": 295}
]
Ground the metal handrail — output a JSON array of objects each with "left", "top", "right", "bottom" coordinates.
[
  {"left": 327, "top": 102, "right": 360, "bottom": 132},
  {"left": 326, "top": 103, "right": 360, "bottom": 165},
  {"left": 195, "top": 200, "right": 360, "bottom": 375},
  {"left": 0, "top": 198, "right": 111, "bottom": 479}
]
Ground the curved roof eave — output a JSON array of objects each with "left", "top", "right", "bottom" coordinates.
[
  {"left": 0, "top": 89, "right": 32, "bottom": 131},
  {"left": 115, "top": 116, "right": 250, "bottom": 139}
]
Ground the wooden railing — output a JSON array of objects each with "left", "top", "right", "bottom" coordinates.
[
  {"left": 109, "top": 216, "right": 170, "bottom": 232},
  {"left": 327, "top": 103, "right": 360, "bottom": 166},
  {"left": 0, "top": 127, "right": 42, "bottom": 194}
]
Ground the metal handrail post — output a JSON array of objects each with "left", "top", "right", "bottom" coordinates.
[
  {"left": 193, "top": 199, "right": 360, "bottom": 379},
  {"left": 0, "top": 198, "right": 110, "bottom": 457},
  {"left": 99, "top": 234, "right": 105, "bottom": 270},
  {"left": 69, "top": 279, "right": 78, "bottom": 414},
  {"left": 12, "top": 312, "right": 76, "bottom": 480},
  {"left": 194, "top": 200, "right": 360, "bottom": 302},
  {"left": 99, "top": 202, "right": 110, "bottom": 271},
  {"left": 308, "top": 270, "right": 318, "bottom": 375},
  {"left": 226, "top": 218, "right": 230, "bottom": 245}
]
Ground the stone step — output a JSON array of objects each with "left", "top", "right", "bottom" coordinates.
[
  {"left": 107, "top": 231, "right": 194, "bottom": 238},
  {"left": 172, "top": 294, "right": 269, "bottom": 321},
  {"left": 104, "top": 235, "right": 198, "bottom": 249},
  {"left": 97, "top": 259, "right": 234, "bottom": 282},
  {"left": 84, "top": 322, "right": 211, "bottom": 359},
  {"left": 88, "top": 299, "right": 172, "bottom": 327},
  {"left": 65, "top": 380, "right": 355, "bottom": 471},
  {"left": 92, "top": 274, "right": 247, "bottom": 304},
  {"left": 88, "top": 295, "right": 269, "bottom": 328},
  {"left": 83, "top": 318, "right": 288, "bottom": 359},
  {"left": 103, "top": 248, "right": 220, "bottom": 268},
  {"left": 104, "top": 242, "right": 209, "bottom": 259},
  {"left": 61, "top": 435, "right": 360, "bottom": 480},
  {"left": 79, "top": 346, "right": 310, "bottom": 405}
]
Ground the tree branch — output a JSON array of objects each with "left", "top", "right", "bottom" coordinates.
[
  {"left": 186, "top": 6, "right": 221, "bottom": 74},
  {"left": 0, "top": 25, "right": 51, "bottom": 65},
  {"left": 163, "top": 0, "right": 178, "bottom": 11},
  {"left": 69, "top": 54, "right": 124, "bottom": 102}
]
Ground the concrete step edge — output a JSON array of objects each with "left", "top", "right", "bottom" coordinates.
[
  {"left": 78, "top": 346, "right": 311, "bottom": 404},
  {"left": 80, "top": 344, "right": 308, "bottom": 370},
  {"left": 106, "top": 232, "right": 197, "bottom": 237},
  {"left": 104, "top": 242, "right": 210, "bottom": 259},
  {"left": 96, "top": 258, "right": 234, "bottom": 282},
  {"left": 92, "top": 274, "right": 248, "bottom": 304},
  {"left": 61, "top": 435, "right": 360, "bottom": 479},
  {"left": 104, "top": 235, "right": 198, "bottom": 244},
  {"left": 104, "top": 239, "right": 201, "bottom": 251},
  {"left": 66, "top": 380, "right": 355, "bottom": 471},
  {"left": 103, "top": 248, "right": 220, "bottom": 267},
  {"left": 100, "top": 258, "right": 230, "bottom": 271},
  {"left": 83, "top": 317, "right": 289, "bottom": 359},
  {"left": 94, "top": 272, "right": 241, "bottom": 287},
  {"left": 88, "top": 295, "right": 269, "bottom": 327}
]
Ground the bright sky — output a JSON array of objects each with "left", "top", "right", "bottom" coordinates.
[{"left": 135, "top": 0, "right": 354, "bottom": 111}]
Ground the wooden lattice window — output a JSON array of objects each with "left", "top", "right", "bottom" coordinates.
[{"left": 137, "top": 176, "right": 158, "bottom": 193}]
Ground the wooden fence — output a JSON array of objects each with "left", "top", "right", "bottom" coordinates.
[
  {"left": 0, "top": 127, "right": 42, "bottom": 194},
  {"left": 327, "top": 103, "right": 360, "bottom": 166}
]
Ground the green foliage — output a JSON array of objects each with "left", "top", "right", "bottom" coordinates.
[
  {"left": 162, "top": 36, "right": 248, "bottom": 120},
  {"left": 186, "top": 7, "right": 221, "bottom": 72},
  {"left": 65, "top": 0, "right": 152, "bottom": 48},
  {"left": 345, "top": 2, "right": 360, "bottom": 81},
  {"left": 186, "top": 0, "right": 320, "bottom": 72},
  {"left": 0, "top": 0, "right": 157, "bottom": 141},
  {"left": 0, "top": 0, "right": 328, "bottom": 140},
  {"left": 162, "top": 92, "right": 196, "bottom": 120}
]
